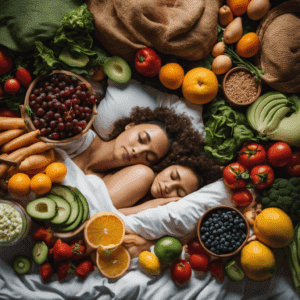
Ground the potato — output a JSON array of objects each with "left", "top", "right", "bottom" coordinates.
[
  {"left": 223, "top": 17, "right": 243, "bottom": 44},
  {"left": 212, "top": 55, "right": 232, "bottom": 75},
  {"left": 212, "top": 42, "right": 225, "bottom": 58},
  {"left": 247, "top": 0, "right": 271, "bottom": 21},
  {"left": 218, "top": 5, "right": 234, "bottom": 27}
]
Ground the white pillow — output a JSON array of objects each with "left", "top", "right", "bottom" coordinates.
[{"left": 93, "top": 78, "right": 205, "bottom": 140}]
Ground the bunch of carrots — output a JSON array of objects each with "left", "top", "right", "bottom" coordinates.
[{"left": 0, "top": 116, "right": 55, "bottom": 195}]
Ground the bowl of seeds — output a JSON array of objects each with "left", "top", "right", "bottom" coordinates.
[{"left": 222, "top": 67, "right": 262, "bottom": 107}]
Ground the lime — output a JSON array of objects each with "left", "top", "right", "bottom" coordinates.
[
  {"left": 224, "top": 259, "right": 245, "bottom": 281},
  {"left": 154, "top": 236, "right": 182, "bottom": 264}
]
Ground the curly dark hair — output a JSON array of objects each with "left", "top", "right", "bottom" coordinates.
[{"left": 109, "top": 106, "right": 222, "bottom": 185}]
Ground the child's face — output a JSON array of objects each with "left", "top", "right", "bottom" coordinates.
[
  {"left": 151, "top": 165, "right": 199, "bottom": 198},
  {"left": 113, "top": 122, "right": 170, "bottom": 167}
]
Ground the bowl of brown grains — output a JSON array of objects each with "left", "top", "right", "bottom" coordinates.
[{"left": 222, "top": 67, "right": 262, "bottom": 106}]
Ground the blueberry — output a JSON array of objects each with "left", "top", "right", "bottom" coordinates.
[
  {"left": 201, "top": 227, "right": 206, "bottom": 234},
  {"left": 236, "top": 241, "right": 241, "bottom": 247},
  {"left": 205, "top": 242, "right": 210, "bottom": 248},
  {"left": 216, "top": 245, "right": 220, "bottom": 249},
  {"left": 204, "top": 221, "right": 209, "bottom": 227},
  {"left": 220, "top": 238, "right": 225, "bottom": 243},
  {"left": 234, "top": 219, "right": 240, "bottom": 224},
  {"left": 238, "top": 223, "right": 246, "bottom": 229},
  {"left": 201, "top": 236, "right": 207, "bottom": 242},
  {"left": 215, "top": 236, "right": 220, "bottom": 240},
  {"left": 217, "top": 210, "right": 222, "bottom": 215},
  {"left": 213, "top": 229, "right": 217, "bottom": 235},
  {"left": 239, "top": 230, "right": 245, "bottom": 235},
  {"left": 224, "top": 222, "right": 229, "bottom": 226},
  {"left": 221, "top": 226, "right": 226, "bottom": 231},
  {"left": 224, "top": 241, "right": 229, "bottom": 246},
  {"left": 213, "top": 218, "right": 218, "bottom": 223},
  {"left": 228, "top": 247, "right": 233, "bottom": 252},
  {"left": 215, "top": 250, "right": 220, "bottom": 255},
  {"left": 207, "top": 239, "right": 212, "bottom": 244},
  {"left": 232, "top": 211, "right": 237, "bottom": 216},
  {"left": 210, "top": 226, "right": 214, "bottom": 231},
  {"left": 242, "top": 233, "right": 247, "bottom": 239},
  {"left": 223, "top": 215, "right": 229, "bottom": 221},
  {"left": 217, "top": 229, "right": 223, "bottom": 235},
  {"left": 223, "top": 247, "right": 228, "bottom": 252},
  {"left": 215, "top": 224, "right": 220, "bottom": 229},
  {"left": 211, "top": 247, "right": 216, "bottom": 252},
  {"left": 229, "top": 222, "right": 234, "bottom": 227},
  {"left": 205, "top": 232, "right": 210, "bottom": 237},
  {"left": 210, "top": 235, "right": 215, "bottom": 240},
  {"left": 226, "top": 211, "right": 232, "bottom": 215},
  {"left": 232, "top": 228, "right": 237, "bottom": 233}
]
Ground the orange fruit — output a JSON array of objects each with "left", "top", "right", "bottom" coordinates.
[
  {"left": 182, "top": 67, "right": 218, "bottom": 105},
  {"left": 227, "top": 0, "right": 251, "bottom": 16},
  {"left": 96, "top": 245, "right": 130, "bottom": 278},
  {"left": 84, "top": 212, "right": 125, "bottom": 251},
  {"left": 236, "top": 32, "right": 260, "bottom": 58},
  {"left": 30, "top": 173, "right": 52, "bottom": 195},
  {"left": 8, "top": 173, "right": 31, "bottom": 199},
  {"left": 159, "top": 63, "right": 185, "bottom": 90},
  {"left": 45, "top": 162, "right": 67, "bottom": 183}
]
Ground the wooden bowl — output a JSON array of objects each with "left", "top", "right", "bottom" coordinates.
[
  {"left": 222, "top": 67, "right": 262, "bottom": 107},
  {"left": 197, "top": 205, "right": 250, "bottom": 258},
  {"left": 22, "top": 70, "right": 97, "bottom": 145}
]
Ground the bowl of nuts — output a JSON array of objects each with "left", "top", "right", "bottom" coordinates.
[
  {"left": 197, "top": 205, "right": 250, "bottom": 258},
  {"left": 22, "top": 70, "right": 97, "bottom": 144}
]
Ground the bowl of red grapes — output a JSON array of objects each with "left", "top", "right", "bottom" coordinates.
[
  {"left": 197, "top": 205, "right": 249, "bottom": 258},
  {"left": 23, "top": 70, "right": 97, "bottom": 143}
]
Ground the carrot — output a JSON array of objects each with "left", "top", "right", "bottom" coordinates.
[
  {"left": 0, "top": 118, "right": 27, "bottom": 130},
  {"left": 0, "top": 129, "right": 27, "bottom": 146},
  {"left": 1, "top": 129, "right": 40, "bottom": 153},
  {"left": 0, "top": 142, "right": 53, "bottom": 179},
  {"left": 219, "top": 5, "right": 234, "bottom": 27},
  {"left": 18, "top": 149, "right": 55, "bottom": 173}
]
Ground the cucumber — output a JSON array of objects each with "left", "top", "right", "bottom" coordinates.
[
  {"left": 68, "top": 186, "right": 89, "bottom": 224},
  {"left": 12, "top": 255, "right": 31, "bottom": 275},
  {"left": 259, "top": 98, "right": 288, "bottom": 125},
  {"left": 52, "top": 194, "right": 83, "bottom": 232},
  {"left": 47, "top": 194, "right": 71, "bottom": 225},
  {"left": 26, "top": 197, "right": 57, "bottom": 220},
  {"left": 32, "top": 241, "right": 48, "bottom": 265},
  {"left": 49, "top": 185, "right": 79, "bottom": 225}
]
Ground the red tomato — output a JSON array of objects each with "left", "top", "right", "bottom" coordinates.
[
  {"left": 223, "top": 162, "right": 250, "bottom": 190},
  {"left": 285, "top": 152, "right": 300, "bottom": 177},
  {"left": 238, "top": 142, "right": 266, "bottom": 170},
  {"left": 0, "top": 47, "right": 13, "bottom": 75},
  {"left": 267, "top": 142, "right": 292, "bottom": 167},
  {"left": 189, "top": 254, "right": 210, "bottom": 272},
  {"left": 187, "top": 238, "right": 209, "bottom": 256},
  {"left": 135, "top": 48, "right": 162, "bottom": 77},
  {"left": 0, "top": 108, "right": 21, "bottom": 118},
  {"left": 16, "top": 68, "right": 32, "bottom": 87},
  {"left": 4, "top": 78, "right": 21, "bottom": 95},
  {"left": 0, "top": 85, "right": 3, "bottom": 100},
  {"left": 171, "top": 259, "right": 192, "bottom": 285},
  {"left": 231, "top": 188, "right": 253, "bottom": 206},
  {"left": 250, "top": 165, "right": 274, "bottom": 190}
]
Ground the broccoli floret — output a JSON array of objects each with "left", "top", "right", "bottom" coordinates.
[{"left": 257, "top": 177, "right": 300, "bottom": 222}]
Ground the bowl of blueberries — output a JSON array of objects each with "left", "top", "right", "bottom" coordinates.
[{"left": 197, "top": 205, "right": 250, "bottom": 258}]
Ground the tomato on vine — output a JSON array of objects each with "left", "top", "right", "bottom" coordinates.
[
  {"left": 238, "top": 142, "right": 266, "bottom": 170},
  {"left": 250, "top": 165, "right": 274, "bottom": 190},
  {"left": 223, "top": 162, "right": 250, "bottom": 190}
]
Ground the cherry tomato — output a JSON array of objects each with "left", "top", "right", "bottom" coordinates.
[
  {"left": 250, "top": 165, "right": 274, "bottom": 190},
  {"left": 171, "top": 259, "right": 192, "bottom": 285},
  {"left": 238, "top": 142, "right": 266, "bottom": 170},
  {"left": 267, "top": 142, "right": 292, "bottom": 167},
  {"left": 231, "top": 188, "right": 253, "bottom": 206},
  {"left": 285, "top": 152, "right": 300, "bottom": 177},
  {"left": 223, "top": 162, "right": 250, "bottom": 190},
  {"left": 189, "top": 254, "right": 210, "bottom": 272},
  {"left": 187, "top": 238, "right": 209, "bottom": 256},
  {"left": 135, "top": 48, "right": 162, "bottom": 77},
  {"left": 0, "top": 47, "right": 13, "bottom": 76},
  {"left": 4, "top": 78, "right": 21, "bottom": 95}
]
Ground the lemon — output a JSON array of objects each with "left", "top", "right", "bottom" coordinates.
[
  {"left": 253, "top": 207, "right": 293, "bottom": 248},
  {"left": 139, "top": 251, "right": 161, "bottom": 275},
  {"left": 240, "top": 241, "right": 276, "bottom": 281}
]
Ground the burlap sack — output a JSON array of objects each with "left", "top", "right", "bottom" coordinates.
[
  {"left": 86, "top": 0, "right": 222, "bottom": 62},
  {"left": 255, "top": 1, "right": 300, "bottom": 93}
]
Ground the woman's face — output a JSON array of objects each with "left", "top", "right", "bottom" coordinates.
[
  {"left": 151, "top": 165, "right": 199, "bottom": 198},
  {"left": 113, "top": 122, "right": 170, "bottom": 167}
]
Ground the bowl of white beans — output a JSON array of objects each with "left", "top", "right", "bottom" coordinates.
[{"left": 0, "top": 200, "right": 32, "bottom": 247}]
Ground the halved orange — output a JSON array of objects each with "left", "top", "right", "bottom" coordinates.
[
  {"left": 96, "top": 245, "right": 131, "bottom": 278},
  {"left": 84, "top": 212, "right": 125, "bottom": 251}
]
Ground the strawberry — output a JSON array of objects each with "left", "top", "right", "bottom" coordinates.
[
  {"left": 32, "top": 226, "right": 54, "bottom": 247},
  {"left": 57, "top": 261, "right": 75, "bottom": 281},
  {"left": 4, "top": 78, "right": 20, "bottom": 94},
  {"left": 209, "top": 259, "right": 224, "bottom": 282},
  {"left": 53, "top": 239, "right": 73, "bottom": 263},
  {"left": 15, "top": 68, "right": 32, "bottom": 87},
  {"left": 70, "top": 239, "right": 86, "bottom": 260},
  {"left": 0, "top": 47, "right": 13, "bottom": 76},
  {"left": 75, "top": 260, "right": 93, "bottom": 280},
  {"left": 40, "top": 263, "right": 54, "bottom": 282}
]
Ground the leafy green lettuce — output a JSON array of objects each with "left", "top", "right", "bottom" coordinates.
[{"left": 203, "top": 97, "right": 268, "bottom": 165}]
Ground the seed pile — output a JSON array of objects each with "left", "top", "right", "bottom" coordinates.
[
  {"left": 200, "top": 209, "right": 247, "bottom": 255},
  {"left": 225, "top": 70, "right": 258, "bottom": 104}
]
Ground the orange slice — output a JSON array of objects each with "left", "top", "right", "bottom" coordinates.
[
  {"left": 84, "top": 212, "right": 125, "bottom": 251},
  {"left": 96, "top": 245, "right": 130, "bottom": 278}
]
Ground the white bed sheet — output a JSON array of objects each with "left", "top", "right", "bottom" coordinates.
[{"left": 0, "top": 144, "right": 299, "bottom": 300}]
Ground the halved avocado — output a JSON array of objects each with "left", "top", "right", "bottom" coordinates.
[
  {"left": 32, "top": 241, "right": 48, "bottom": 265},
  {"left": 49, "top": 185, "right": 79, "bottom": 225},
  {"left": 26, "top": 197, "right": 57, "bottom": 220},
  {"left": 47, "top": 194, "right": 71, "bottom": 225},
  {"left": 224, "top": 260, "right": 245, "bottom": 281},
  {"left": 104, "top": 56, "right": 131, "bottom": 84}
]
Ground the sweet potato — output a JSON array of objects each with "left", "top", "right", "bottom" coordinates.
[
  {"left": 0, "top": 129, "right": 26, "bottom": 146},
  {"left": 0, "top": 118, "right": 26, "bottom": 130}
]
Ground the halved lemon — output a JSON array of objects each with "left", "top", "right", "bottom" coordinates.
[
  {"left": 84, "top": 212, "right": 125, "bottom": 252},
  {"left": 96, "top": 245, "right": 131, "bottom": 278}
]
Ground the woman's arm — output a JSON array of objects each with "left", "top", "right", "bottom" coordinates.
[
  {"left": 118, "top": 197, "right": 181, "bottom": 215},
  {"left": 103, "top": 164, "right": 155, "bottom": 209}
]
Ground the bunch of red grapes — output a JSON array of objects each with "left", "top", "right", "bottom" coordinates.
[{"left": 28, "top": 73, "right": 96, "bottom": 140}]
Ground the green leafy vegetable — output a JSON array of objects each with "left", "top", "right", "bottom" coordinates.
[
  {"left": 203, "top": 97, "right": 268, "bottom": 165},
  {"left": 25, "top": 106, "right": 34, "bottom": 118}
]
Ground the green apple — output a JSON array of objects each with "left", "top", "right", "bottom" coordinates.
[{"left": 104, "top": 56, "right": 131, "bottom": 84}]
